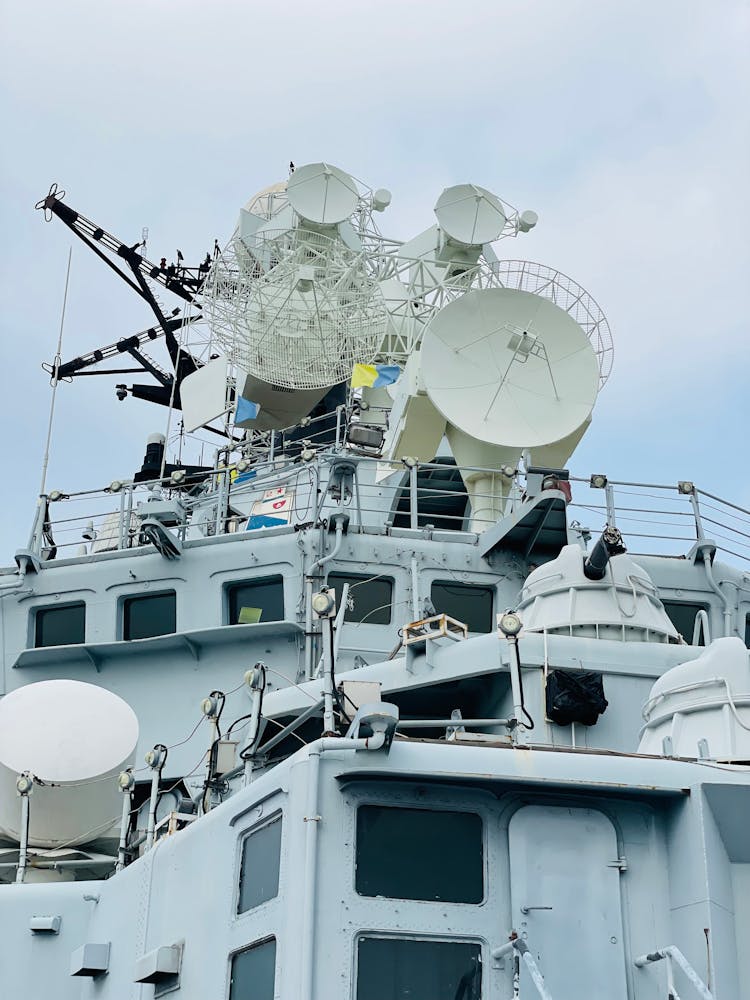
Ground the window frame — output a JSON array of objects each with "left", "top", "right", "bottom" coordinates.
[
  {"left": 429, "top": 579, "right": 495, "bottom": 634},
  {"left": 354, "top": 801, "right": 486, "bottom": 906},
  {"left": 236, "top": 810, "right": 284, "bottom": 916},
  {"left": 121, "top": 589, "right": 177, "bottom": 642},
  {"left": 224, "top": 574, "right": 285, "bottom": 626},
  {"left": 661, "top": 599, "right": 712, "bottom": 645},
  {"left": 227, "top": 935, "right": 277, "bottom": 1000},
  {"left": 32, "top": 600, "right": 86, "bottom": 649},
  {"left": 353, "top": 932, "right": 484, "bottom": 1000},
  {"left": 326, "top": 571, "right": 395, "bottom": 626}
]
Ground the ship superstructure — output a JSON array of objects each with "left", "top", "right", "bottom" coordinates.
[{"left": 0, "top": 163, "right": 749, "bottom": 1000}]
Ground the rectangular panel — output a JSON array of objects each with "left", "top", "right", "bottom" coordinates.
[
  {"left": 356, "top": 937, "right": 481, "bottom": 1000},
  {"left": 227, "top": 577, "right": 284, "bottom": 625},
  {"left": 229, "top": 938, "right": 275, "bottom": 1000},
  {"left": 238, "top": 815, "right": 282, "bottom": 912},
  {"left": 327, "top": 572, "right": 393, "bottom": 625},
  {"left": 34, "top": 602, "right": 86, "bottom": 647},
  {"left": 123, "top": 592, "right": 176, "bottom": 641},
  {"left": 430, "top": 581, "right": 493, "bottom": 633},
  {"left": 356, "top": 805, "right": 483, "bottom": 903}
]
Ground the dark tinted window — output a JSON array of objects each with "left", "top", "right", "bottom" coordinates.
[
  {"left": 356, "top": 805, "right": 483, "bottom": 903},
  {"left": 662, "top": 601, "right": 710, "bottom": 645},
  {"left": 229, "top": 938, "right": 275, "bottom": 1000},
  {"left": 745, "top": 614, "right": 749, "bottom": 648},
  {"left": 227, "top": 576, "right": 284, "bottom": 625},
  {"left": 123, "top": 592, "right": 176, "bottom": 641},
  {"left": 357, "top": 937, "right": 481, "bottom": 1000},
  {"left": 327, "top": 572, "right": 393, "bottom": 625},
  {"left": 238, "top": 815, "right": 282, "bottom": 912},
  {"left": 431, "top": 581, "right": 493, "bottom": 633},
  {"left": 34, "top": 603, "right": 85, "bottom": 648}
]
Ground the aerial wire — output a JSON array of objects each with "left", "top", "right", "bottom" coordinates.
[{"left": 39, "top": 246, "right": 72, "bottom": 497}]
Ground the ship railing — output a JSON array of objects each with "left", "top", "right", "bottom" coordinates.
[
  {"left": 19, "top": 454, "right": 750, "bottom": 570},
  {"left": 634, "top": 946, "right": 714, "bottom": 1000},
  {"left": 566, "top": 476, "right": 750, "bottom": 567},
  {"left": 492, "top": 935, "right": 554, "bottom": 1000}
]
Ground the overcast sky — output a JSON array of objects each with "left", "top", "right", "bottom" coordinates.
[{"left": 0, "top": 0, "right": 748, "bottom": 563}]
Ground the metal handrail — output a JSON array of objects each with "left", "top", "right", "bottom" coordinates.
[
  {"left": 492, "top": 936, "right": 554, "bottom": 1000},
  {"left": 634, "top": 946, "right": 713, "bottom": 1000}
]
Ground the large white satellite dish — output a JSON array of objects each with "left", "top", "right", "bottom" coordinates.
[
  {"left": 434, "top": 184, "right": 507, "bottom": 247},
  {"left": 287, "top": 162, "right": 360, "bottom": 225},
  {"left": 421, "top": 287, "right": 600, "bottom": 448}
]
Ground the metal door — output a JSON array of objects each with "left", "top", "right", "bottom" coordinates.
[{"left": 508, "top": 805, "right": 628, "bottom": 999}]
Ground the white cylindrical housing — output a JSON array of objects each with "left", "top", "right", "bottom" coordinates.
[{"left": 0, "top": 680, "right": 139, "bottom": 849}]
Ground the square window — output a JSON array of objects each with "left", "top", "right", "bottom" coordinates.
[
  {"left": 227, "top": 577, "right": 284, "bottom": 626},
  {"left": 662, "top": 601, "right": 710, "bottom": 645},
  {"left": 356, "top": 805, "right": 483, "bottom": 903},
  {"left": 431, "top": 581, "right": 494, "bottom": 633},
  {"left": 356, "top": 937, "right": 481, "bottom": 1000},
  {"left": 326, "top": 572, "right": 393, "bottom": 625},
  {"left": 229, "top": 938, "right": 275, "bottom": 1000},
  {"left": 34, "top": 602, "right": 85, "bottom": 648},
  {"left": 238, "top": 815, "right": 282, "bottom": 913},
  {"left": 123, "top": 592, "right": 176, "bottom": 641},
  {"left": 744, "top": 614, "right": 749, "bottom": 648}
]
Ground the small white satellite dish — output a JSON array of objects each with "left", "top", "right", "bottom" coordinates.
[
  {"left": 287, "top": 162, "right": 360, "bottom": 225},
  {"left": 421, "top": 287, "right": 600, "bottom": 448},
  {"left": 434, "top": 184, "right": 507, "bottom": 247}
]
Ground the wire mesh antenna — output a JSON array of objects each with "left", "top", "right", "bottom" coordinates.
[{"left": 203, "top": 227, "right": 388, "bottom": 390}]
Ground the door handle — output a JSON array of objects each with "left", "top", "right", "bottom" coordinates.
[{"left": 520, "top": 905, "right": 553, "bottom": 914}]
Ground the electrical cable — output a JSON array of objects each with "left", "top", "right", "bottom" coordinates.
[{"left": 512, "top": 639, "right": 534, "bottom": 730}]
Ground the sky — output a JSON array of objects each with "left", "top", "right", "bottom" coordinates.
[{"left": 0, "top": 0, "right": 748, "bottom": 564}]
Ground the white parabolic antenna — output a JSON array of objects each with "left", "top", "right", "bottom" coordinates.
[
  {"left": 287, "top": 162, "right": 360, "bottom": 225},
  {"left": 434, "top": 183, "right": 507, "bottom": 246},
  {"left": 420, "top": 287, "right": 600, "bottom": 448},
  {"left": 0, "top": 680, "right": 139, "bottom": 848}
]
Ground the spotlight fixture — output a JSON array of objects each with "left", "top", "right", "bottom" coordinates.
[
  {"left": 311, "top": 589, "right": 335, "bottom": 617},
  {"left": 677, "top": 481, "right": 695, "bottom": 495},
  {"left": 170, "top": 469, "right": 187, "bottom": 486},
  {"left": 47, "top": 490, "right": 67, "bottom": 503},
  {"left": 15, "top": 774, "right": 33, "bottom": 795},
  {"left": 117, "top": 770, "right": 135, "bottom": 791},
  {"left": 107, "top": 480, "right": 124, "bottom": 494},
  {"left": 590, "top": 474, "right": 608, "bottom": 489},
  {"left": 402, "top": 456, "right": 418, "bottom": 468},
  {"left": 498, "top": 610, "right": 523, "bottom": 638}
]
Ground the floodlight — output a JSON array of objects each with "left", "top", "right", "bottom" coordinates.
[{"left": 498, "top": 611, "right": 523, "bottom": 637}]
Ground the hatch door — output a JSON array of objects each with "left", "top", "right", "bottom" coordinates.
[{"left": 508, "top": 804, "right": 628, "bottom": 999}]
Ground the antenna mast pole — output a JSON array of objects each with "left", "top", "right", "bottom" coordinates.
[{"left": 39, "top": 247, "right": 73, "bottom": 496}]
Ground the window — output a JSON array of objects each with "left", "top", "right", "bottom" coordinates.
[
  {"left": 227, "top": 576, "right": 284, "bottom": 625},
  {"left": 123, "top": 591, "right": 176, "bottom": 641},
  {"left": 34, "top": 602, "right": 85, "bottom": 648},
  {"left": 745, "top": 614, "right": 749, "bottom": 648},
  {"left": 431, "top": 581, "right": 493, "bottom": 633},
  {"left": 356, "top": 937, "right": 481, "bottom": 1000},
  {"left": 238, "top": 815, "right": 282, "bottom": 912},
  {"left": 662, "top": 601, "right": 710, "bottom": 645},
  {"left": 327, "top": 572, "right": 393, "bottom": 625},
  {"left": 229, "top": 938, "right": 276, "bottom": 1000},
  {"left": 356, "top": 805, "right": 483, "bottom": 903}
]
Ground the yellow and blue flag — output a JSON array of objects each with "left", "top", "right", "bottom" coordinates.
[
  {"left": 235, "top": 396, "right": 260, "bottom": 422},
  {"left": 351, "top": 364, "right": 400, "bottom": 389}
]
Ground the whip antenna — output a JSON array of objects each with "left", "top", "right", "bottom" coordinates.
[{"left": 39, "top": 246, "right": 73, "bottom": 496}]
